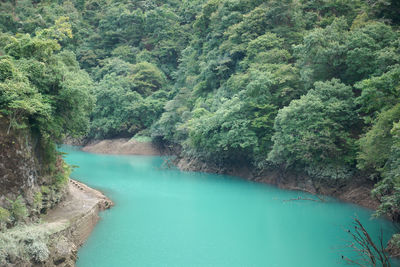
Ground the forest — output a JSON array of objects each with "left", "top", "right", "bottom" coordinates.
[{"left": 0, "top": 0, "right": 399, "bottom": 256}]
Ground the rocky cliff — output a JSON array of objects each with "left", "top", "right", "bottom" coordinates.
[
  {"left": 0, "top": 117, "right": 113, "bottom": 266},
  {"left": 0, "top": 117, "right": 41, "bottom": 208}
]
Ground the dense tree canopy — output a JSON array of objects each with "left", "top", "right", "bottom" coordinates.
[
  {"left": 0, "top": 20, "right": 93, "bottom": 142},
  {"left": 269, "top": 79, "right": 357, "bottom": 179}
]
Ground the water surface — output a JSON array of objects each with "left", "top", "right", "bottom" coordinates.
[{"left": 60, "top": 146, "right": 398, "bottom": 267}]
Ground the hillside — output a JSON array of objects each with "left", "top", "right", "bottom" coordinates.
[{"left": 0, "top": 0, "right": 399, "bottom": 264}]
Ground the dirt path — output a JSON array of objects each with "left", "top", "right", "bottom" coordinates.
[
  {"left": 45, "top": 179, "right": 113, "bottom": 224},
  {"left": 0, "top": 180, "right": 113, "bottom": 267}
]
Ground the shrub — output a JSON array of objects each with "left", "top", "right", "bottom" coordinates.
[
  {"left": 26, "top": 240, "right": 49, "bottom": 263},
  {"left": 41, "top": 186, "right": 50, "bottom": 195},
  {"left": 0, "top": 207, "right": 10, "bottom": 231},
  {"left": 8, "top": 196, "right": 28, "bottom": 223},
  {"left": 390, "top": 234, "right": 400, "bottom": 248},
  {"left": 0, "top": 224, "right": 52, "bottom": 264},
  {"left": 33, "top": 192, "right": 43, "bottom": 213},
  {"left": 131, "top": 134, "right": 152, "bottom": 143},
  {"left": 268, "top": 79, "right": 357, "bottom": 179}
]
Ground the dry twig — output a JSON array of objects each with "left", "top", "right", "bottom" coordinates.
[{"left": 343, "top": 218, "right": 391, "bottom": 267}]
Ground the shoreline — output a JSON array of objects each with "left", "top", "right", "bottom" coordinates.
[
  {"left": 75, "top": 139, "right": 400, "bottom": 259},
  {"left": 0, "top": 179, "right": 113, "bottom": 267},
  {"left": 80, "top": 138, "right": 162, "bottom": 155},
  {"left": 78, "top": 138, "right": 379, "bottom": 211},
  {"left": 44, "top": 179, "right": 114, "bottom": 267},
  {"left": 174, "top": 156, "right": 380, "bottom": 211}
]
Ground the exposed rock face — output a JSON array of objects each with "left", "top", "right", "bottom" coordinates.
[
  {"left": 0, "top": 180, "right": 113, "bottom": 267},
  {"left": 82, "top": 138, "right": 161, "bottom": 155},
  {"left": 175, "top": 155, "right": 380, "bottom": 210},
  {"left": 0, "top": 117, "right": 113, "bottom": 266},
  {"left": 0, "top": 117, "right": 40, "bottom": 207},
  {"left": 42, "top": 180, "right": 113, "bottom": 267}
]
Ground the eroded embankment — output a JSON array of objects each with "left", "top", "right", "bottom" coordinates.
[
  {"left": 175, "top": 156, "right": 380, "bottom": 211},
  {"left": 81, "top": 138, "right": 161, "bottom": 155},
  {"left": 80, "top": 139, "right": 379, "bottom": 210},
  {"left": 0, "top": 179, "right": 113, "bottom": 267}
]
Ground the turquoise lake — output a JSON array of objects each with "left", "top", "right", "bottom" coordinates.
[{"left": 60, "top": 146, "right": 399, "bottom": 267}]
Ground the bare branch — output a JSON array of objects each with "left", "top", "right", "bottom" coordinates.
[
  {"left": 342, "top": 218, "right": 391, "bottom": 267},
  {"left": 283, "top": 196, "right": 323, "bottom": 202}
]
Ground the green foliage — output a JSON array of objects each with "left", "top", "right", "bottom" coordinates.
[
  {"left": 54, "top": 161, "right": 71, "bottom": 189},
  {"left": 40, "top": 186, "right": 50, "bottom": 195},
  {"left": 3, "top": 33, "right": 60, "bottom": 61},
  {"left": 367, "top": 0, "right": 400, "bottom": 25},
  {"left": 0, "top": 57, "right": 14, "bottom": 81},
  {"left": 294, "top": 18, "right": 349, "bottom": 87},
  {"left": 355, "top": 67, "right": 400, "bottom": 219},
  {"left": 244, "top": 33, "right": 285, "bottom": 63},
  {"left": 0, "top": 20, "right": 94, "bottom": 175},
  {"left": 295, "top": 19, "right": 399, "bottom": 87},
  {"left": 1, "top": 0, "right": 400, "bottom": 225},
  {"left": 151, "top": 87, "right": 192, "bottom": 144},
  {"left": 89, "top": 74, "right": 140, "bottom": 138},
  {"left": 344, "top": 22, "right": 399, "bottom": 83},
  {"left": 373, "top": 176, "right": 400, "bottom": 219},
  {"left": 131, "top": 134, "right": 152, "bottom": 143},
  {"left": 0, "top": 208, "right": 10, "bottom": 231},
  {"left": 0, "top": 72, "right": 50, "bottom": 131},
  {"left": 130, "top": 62, "right": 166, "bottom": 96},
  {"left": 0, "top": 223, "right": 53, "bottom": 265},
  {"left": 89, "top": 70, "right": 168, "bottom": 139},
  {"left": 357, "top": 104, "right": 400, "bottom": 173},
  {"left": 187, "top": 95, "right": 258, "bottom": 162},
  {"left": 355, "top": 67, "right": 400, "bottom": 124},
  {"left": 33, "top": 192, "right": 43, "bottom": 213},
  {"left": 8, "top": 196, "right": 28, "bottom": 223},
  {"left": 371, "top": 121, "right": 400, "bottom": 219},
  {"left": 269, "top": 79, "right": 357, "bottom": 179}
]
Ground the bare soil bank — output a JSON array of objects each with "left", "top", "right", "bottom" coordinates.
[
  {"left": 81, "top": 138, "right": 161, "bottom": 155},
  {"left": 175, "top": 156, "right": 380, "bottom": 211}
]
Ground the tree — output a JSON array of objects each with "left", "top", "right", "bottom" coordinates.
[
  {"left": 345, "top": 22, "right": 399, "bottom": 83},
  {"left": 0, "top": 20, "right": 94, "bottom": 166},
  {"left": 130, "top": 62, "right": 166, "bottom": 96},
  {"left": 357, "top": 104, "right": 400, "bottom": 173},
  {"left": 294, "top": 18, "right": 348, "bottom": 88},
  {"left": 269, "top": 79, "right": 357, "bottom": 179},
  {"left": 187, "top": 95, "right": 258, "bottom": 163},
  {"left": 356, "top": 67, "right": 400, "bottom": 124},
  {"left": 89, "top": 71, "right": 168, "bottom": 139},
  {"left": 372, "top": 121, "right": 400, "bottom": 221},
  {"left": 89, "top": 74, "right": 142, "bottom": 138}
]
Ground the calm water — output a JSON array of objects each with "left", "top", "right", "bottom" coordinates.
[{"left": 60, "top": 146, "right": 399, "bottom": 267}]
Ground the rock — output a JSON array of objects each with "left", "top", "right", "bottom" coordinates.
[{"left": 0, "top": 180, "right": 113, "bottom": 267}]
